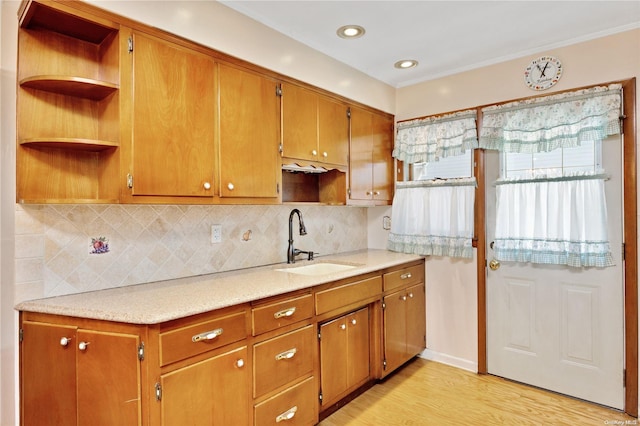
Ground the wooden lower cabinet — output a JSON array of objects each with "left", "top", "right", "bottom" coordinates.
[
  {"left": 159, "top": 345, "right": 250, "bottom": 426},
  {"left": 20, "top": 319, "right": 143, "bottom": 426},
  {"left": 319, "top": 307, "right": 370, "bottom": 408},
  {"left": 20, "top": 260, "right": 425, "bottom": 425},
  {"left": 382, "top": 283, "right": 426, "bottom": 376},
  {"left": 254, "top": 376, "right": 317, "bottom": 426}
]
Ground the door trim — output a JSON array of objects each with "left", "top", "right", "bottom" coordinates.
[{"left": 475, "top": 78, "right": 638, "bottom": 417}]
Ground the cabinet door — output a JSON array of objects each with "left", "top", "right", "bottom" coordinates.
[
  {"left": 319, "top": 316, "right": 348, "bottom": 406},
  {"left": 383, "top": 289, "right": 408, "bottom": 374},
  {"left": 405, "top": 283, "right": 426, "bottom": 358},
  {"left": 219, "top": 64, "right": 279, "bottom": 198},
  {"left": 318, "top": 96, "right": 349, "bottom": 166},
  {"left": 348, "top": 106, "right": 374, "bottom": 200},
  {"left": 76, "top": 330, "right": 141, "bottom": 425},
  {"left": 131, "top": 31, "right": 215, "bottom": 197},
  {"left": 160, "top": 345, "right": 250, "bottom": 426},
  {"left": 371, "top": 112, "right": 394, "bottom": 201},
  {"left": 346, "top": 308, "right": 370, "bottom": 387},
  {"left": 21, "top": 321, "right": 77, "bottom": 426},
  {"left": 281, "top": 83, "right": 318, "bottom": 162}
]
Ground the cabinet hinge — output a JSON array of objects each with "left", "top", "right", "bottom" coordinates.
[
  {"left": 19, "top": 328, "right": 24, "bottom": 343},
  {"left": 279, "top": 143, "right": 283, "bottom": 154},
  {"left": 347, "top": 188, "right": 351, "bottom": 196},
  {"left": 128, "top": 36, "right": 133, "bottom": 53},
  {"left": 317, "top": 331, "right": 322, "bottom": 340},
  {"left": 127, "top": 173, "right": 133, "bottom": 189},
  {"left": 383, "top": 359, "right": 387, "bottom": 370},
  {"left": 319, "top": 391, "right": 323, "bottom": 402},
  {"left": 347, "top": 107, "right": 351, "bottom": 119},
  {"left": 276, "top": 183, "right": 280, "bottom": 195},
  {"left": 155, "top": 383, "right": 162, "bottom": 401},
  {"left": 138, "top": 342, "right": 145, "bottom": 361},
  {"left": 382, "top": 302, "right": 386, "bottom": 310},
  {"left": 276, "top": 84, "right": 282, "bottom": 97}
]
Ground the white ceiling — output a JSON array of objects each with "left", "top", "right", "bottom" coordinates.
[{"left": 219, "top": 1, "right": 640, "bottom": 88}]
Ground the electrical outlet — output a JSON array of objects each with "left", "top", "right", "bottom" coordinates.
[{"left": 211, "top": 224, "right": 222, "bottom": 244}]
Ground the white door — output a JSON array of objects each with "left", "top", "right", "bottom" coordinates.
[{"left": 486, "top": 135, "right": 624, "bottom": 409}]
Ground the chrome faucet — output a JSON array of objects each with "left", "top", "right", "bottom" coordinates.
[{"left": 287, "top": 209, "right": 313, "bottom": 263}]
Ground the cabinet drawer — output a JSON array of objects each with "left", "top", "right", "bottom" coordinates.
[
  {"left": 253, "top": 325, "right": 315, "bottom": 398},
  {"left": 315, "top": 276, "right": 382, "bottom": 315},
  {"left": 383, "top": 263, "right": 424, "bottom": 292},
  {"left": 252, "top": 293, "right": 313, "bottom": 336},
  {"left": 254, "top": 376, "right": 316, "bottom": 426},
  {"left": 160, "top": 311, "right": 247, "bottom": 366}
]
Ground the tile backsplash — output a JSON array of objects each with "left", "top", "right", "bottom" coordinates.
[{"left": 14, "top": 204, "right": 368, "bottom": 302}]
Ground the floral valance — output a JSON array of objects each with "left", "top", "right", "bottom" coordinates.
[
  {"left": 394, "top": 109, "right": 478, "bottom": 164},
  {"left": 479, "top": 84, "right": 622, "bottom": 153}
]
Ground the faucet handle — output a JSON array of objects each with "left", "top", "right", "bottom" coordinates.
[{"left": 308, "top": 251, "right": 316, "bottom": 261}]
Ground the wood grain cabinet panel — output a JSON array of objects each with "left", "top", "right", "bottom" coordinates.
[
  {"left": 218, "top": 64, "right": 280, "bottom": 198},
  {"left": 21, "top": 320, "right": 142, "bottom": 426},
  {"left": 160, "top": 345, "right": 250, "bottom": 426},
  {"left": 254, "top": 376, "right": 317, "bottom": 426},
  {"left": 348, "top": 106, "right": 394, "bottom": 205},
  {"left": 315, "top": 276, "right": 382, "bottom": 315},
  {"left": 252, "top": 293, "right": 314, "bottom": 336},
  {"left": 253, "top": 325, "right": 315, "bottom": 398},
  {"left": 129, "top": 31, "right": 216, "bottom": 198}
]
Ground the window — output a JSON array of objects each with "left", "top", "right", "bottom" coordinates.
[{"left": 412, "top": 150, "right": 473, "bottom": 181}]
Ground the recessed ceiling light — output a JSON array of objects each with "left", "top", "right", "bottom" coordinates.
[
  {"left": 337, "top": 25, "right": 365, "bottom": 39},
  {"left": 394, "top": 59, "right": 418, "bottom": 69}
]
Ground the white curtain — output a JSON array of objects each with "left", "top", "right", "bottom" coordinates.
[
  {"left": 388, "top": 178, "right": 476, "bottom": 258},
  {"left": 480, "top": 84, "right": 621, "bottom": 152},
  {"left": 394, "top": 109, "right": 478, "bottom": 163},
  {"left": 493, "top": 173, "right": 613, "bottom": 268}
]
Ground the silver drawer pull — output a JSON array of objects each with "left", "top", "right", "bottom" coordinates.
[
  {"left": 192, "top": 328, "right": 223, "bottom": 343},
  {"left": 274, "top": 307, "right": 296, "bottom": 319},
  {"left": 400, "top": 272, "right": 412, "bottom": 279},
  {"left": 275, "top": 348, "right": 297, "bottom": 361},
  {"left": 276, "top": 406, "right": 298, "bottom": 422}
]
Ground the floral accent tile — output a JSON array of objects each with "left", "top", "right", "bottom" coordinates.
[{"left": 90, "top": 236, "right": 110, "bottom": 254}]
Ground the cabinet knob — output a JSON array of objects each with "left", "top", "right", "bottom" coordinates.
[
  {"left": 366, "top": 191, "right": 372, "bottom": 196},
  {"left": 322, "top": 151, "right": 328, "bottom": 158},
  {"left": 401, "top": 295, "right": 407, "bottom": 301},
  {"left": 351, "top": 319, "right": 357, "bottom": 326},
  {"left": 408, "top": 292, "right": 414, "bottom": 298},
  {"left": 312, "top": 150, "right": 318, "bottom": 156},
  {"left": 203, "top": 182, "right": 211, "bottom": 190},
  {"left": 235, "top": 358, "right": 245, "bottom": 368},
  {"left": 60, "top": 337, "right": 71, "bottom": 347},
  {"left": 275, "top": 405, "right": 298, "bottom": 422},
  {"left": 340, "top": 323, "right": 346, "bottom": 330},
  {"left": 227, "top": 182, "right": 234, "bottom": 191},
  {"left": 374, "top": 191, "right": 380, "bottom": 196},
  {"left": 78, "top": 341, "right": 90, "bottom": 351},
  {"left": 275, "top": 348, "right": 297, "bottom": 361}
]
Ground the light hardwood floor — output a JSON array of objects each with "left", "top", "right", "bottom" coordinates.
[{"left": 319, "top": 358, "right": 637, "bottom": 425}]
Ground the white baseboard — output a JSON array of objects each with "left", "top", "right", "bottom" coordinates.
[{"left": 419, "top": 349, "right": 478, "bottom": 373}]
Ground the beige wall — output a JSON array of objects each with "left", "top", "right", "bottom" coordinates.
[{"left": 396, "top": 29, "right": 640, "bottom": 373}]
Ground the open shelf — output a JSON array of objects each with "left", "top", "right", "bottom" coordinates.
[
  {"left": 20, "top": 76, "right": 118, "bottom": 100},
  {"left": 20, "top": 138, "right": 119, "bottom": 152}
]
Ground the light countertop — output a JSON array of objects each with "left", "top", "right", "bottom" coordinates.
[{"left": 15, "top": 249, "right": 424, "bottom": 324}]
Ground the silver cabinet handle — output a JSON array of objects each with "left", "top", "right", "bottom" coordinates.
[
  {"left": 274, "top": 307, "right": 296, "bottom": 319},
  {"left": 340, "top": 323, "right": 346, "bottom": 330},
  {"left": 203, "top": 182, "right": 211, "bottom": 190},
  {"left": 235, "top": 358, "right": 245, "bottom": 368},
  {"left": 275, "top": 348, "right": 297, "bottom": 361},
  {"left": 192, "top": 328, "right": 223, "bottom": 342},
  {"left": 312, "top": 150, "right": 318, "bottom": 156},
  {"left": 60, "top": 337, "right": 72, "bottom": 347},
  {"left": 78, "top": 341, "right": 90, "bottom": 351},
  {"left": 400, "top": 272, "right": 412, "bottom": 279},
  {"left": 351, "top": 318, "right": 357, "bottom": 326},
  {"left": 275, "top": 406, "right": 298, "bottom": 422}
]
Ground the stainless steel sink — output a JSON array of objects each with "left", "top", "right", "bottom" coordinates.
[{"left": 275, "top": 262, "right": 358, "bottom": 276}]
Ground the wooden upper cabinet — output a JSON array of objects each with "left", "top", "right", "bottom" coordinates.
[
  {"left": 129, "top": 31, "right": 216, "bottom": 198},
  {"left": 281, "top": 83, "right": 349, "bottom": 167},
  {"left": 16, "top": 0, "right": 121, "bottom": 203},
  {"left": 218, "top": 64, "right": 280, "bottom": 198},
  {"left": 348, "top": 106, "right": 394, "bottom": 205}
]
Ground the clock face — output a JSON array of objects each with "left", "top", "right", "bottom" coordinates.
[{"left": 524, "top": 56, "right": 563, "bottom": 90}]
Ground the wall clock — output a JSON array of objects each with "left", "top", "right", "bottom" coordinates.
[{"left": 524, "top": 56, "right": 563, "bottom": 91}]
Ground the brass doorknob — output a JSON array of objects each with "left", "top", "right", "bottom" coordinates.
[{"left": 489, "top": 259, "right": 500, "bottom": 271}]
